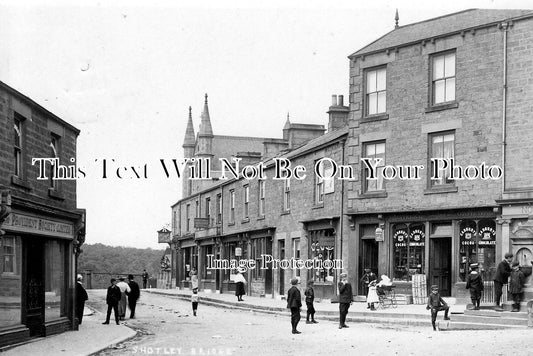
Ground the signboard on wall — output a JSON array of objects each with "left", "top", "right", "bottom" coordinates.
[{"left": 3, "top": 212, "right": 74, "bottom": 239}]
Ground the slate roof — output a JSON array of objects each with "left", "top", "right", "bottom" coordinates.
[
  {"left": 210, "top": 135, "right": 270, "bottom": 167},
  {"left": 351, "top": 9, "right": 533, "bottom": 57}
]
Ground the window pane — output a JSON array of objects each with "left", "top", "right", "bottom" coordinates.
[
  {"left": 433, "top": 56, "right": 444, "bottom": 79},
  {"left": 375, "top": 142, "right": 385, "bottom": 155},
  {"left": 45, "top": 240, "right": 66, "bottom": 321},
  {"left": 377, "top": 91, "right": 386, "bottom": 113},
  {"left": 434, "top": 80, "right": 445, "bottom": 104},
  {"left": 445, "top": 78, "right": 455, "bottom": 101},
  {"left": 368, "top": 93, "right": 377, "bottom": 115},
  {"left": 367, "top": 70, "right": 377, "bottom": 92},
  {"left": 376, "top": 68, "right": 386, "bottom": 91},
  {"left": 445, "top": 53, "right": 455, "bottom": 77}
]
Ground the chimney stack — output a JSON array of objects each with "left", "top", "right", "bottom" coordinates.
[{"left": 327, "top": 94, "right": 349, "bottom": 132}]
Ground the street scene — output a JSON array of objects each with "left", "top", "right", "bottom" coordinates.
[{"left": 1, "top": 1, "right": 533, "bottom": 355}]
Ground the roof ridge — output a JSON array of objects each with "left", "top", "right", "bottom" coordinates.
[{"left": 395, "top": 8, "right": 478, "bottom": 31}]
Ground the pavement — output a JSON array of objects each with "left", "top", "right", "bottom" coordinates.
[{"left": 1, "top": 307, "right": 137, "bottom": 356}]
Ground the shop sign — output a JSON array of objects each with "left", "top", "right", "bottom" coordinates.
[
  {"left": 3, "top": 213, "right": 74, "bottom": 239},
  {"left": 235, "top": 247, "right": 242, "bottom": 256},
  {"left": 394, "top": 230, "right": 408, "bottom": 247},
  {"left": 478, "top": 226, "right": 496, "bottom": 246},
  {"left": 409, "top": 229, "right": 425, "bottom": 247},
  {"left": 460, "top": 227, "right": 476, "bottom": 246},
  {"left": 375, "top": 227, "right": 384, "bottom": 242}
]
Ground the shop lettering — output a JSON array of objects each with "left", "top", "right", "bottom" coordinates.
[{"left": 7, "top": 214, "right": 73, "bottom": 235}]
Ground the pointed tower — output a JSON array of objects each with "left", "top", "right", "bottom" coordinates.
[
  {"left": 182, "top": 106, "right": 196, "bottom": 198},
  {"left": 282, "top": 112, "right": 291, "bottom": 141},
  {"left": 196, "top": 93, "right": 214, "bottom": 157}
]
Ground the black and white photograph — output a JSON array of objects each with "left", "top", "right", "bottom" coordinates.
[{"left": 1, "top": 0, "right": 533, "bottom": 355}]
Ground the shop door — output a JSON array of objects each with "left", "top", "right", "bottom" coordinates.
[
  {"left": 23, "top": 239, "right": 45, "bottom": 336},
  {"left": 430, "top": 238, "right": 451, "bottom": 296},
  {"left": 278, "top": 240, "right": 285, "bottom": 295},
  {"left": 265, "top": 239, "right": 273, "bottom": 295},
  {"left": 215, "top": 248, "right": 221, "bottom": 292},
  {"left": 359, "top": 239, "right": 379, "bottom": 295}
]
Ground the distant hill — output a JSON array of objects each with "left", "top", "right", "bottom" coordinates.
[{"left": 78, "top": 243, "right": 165, "bottom": 278}]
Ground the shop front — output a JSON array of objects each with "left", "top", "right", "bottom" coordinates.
[
  {"left": 353, "top": 208, "right": 497, "bottom": 301},
  {"left": 0, "top": 200, "right": 83, "bottom": 347}
]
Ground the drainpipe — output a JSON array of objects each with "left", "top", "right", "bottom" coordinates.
[
  {"left": 338, "top": 139, "right": 346, "bottom": 295},
  {"left": 501, "top": 21, "right": 509, "bottom": 197}
]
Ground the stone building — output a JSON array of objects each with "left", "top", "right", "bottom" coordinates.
[
  {"left": 168, "top": 94, "right": 349, "bottom": 299},
  {"left": 0, "top": 81, "right": 85, "bottom": 347},
  {"left": 344, "top": 8, "right": 533, "bottom": 302}
]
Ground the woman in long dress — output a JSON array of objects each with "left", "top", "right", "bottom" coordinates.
[
  {"left": 234, "top": 268, "right": 246, "bottom": 301},
  {"left": 116, "top": 277, "right": 131, "bottom": 320}
]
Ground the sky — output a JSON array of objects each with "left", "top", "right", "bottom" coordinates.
[{"left": 0, "top": 0, "right": 530, "bottom": 249}]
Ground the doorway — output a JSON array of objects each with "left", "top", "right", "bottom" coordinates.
[
  {"left": 429, "top": 237, "right": 451, "bottom": 296},
  {"left": 265, "top": 239, "right": 273, "bottom": 295},
  {"left": 22, "top": 238, "right": 45, "bottom": 336},
  {"left": 359, "top": 238, "right": 379, "bottom": 295},
  {"left": 278, "top": 240, "right": 285, "bottom": 295}
]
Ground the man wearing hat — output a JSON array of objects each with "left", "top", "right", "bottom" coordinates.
[
  {"left": 127, "top": 274, "right": 141, "bottom": 319},
  {"left": 75, "top": 274, "right": 88, "bottom": 325},
  {"left": 103, "top": 278, "right": 121, "bottom": 325},
  {"left": 465, "top": 263, "right": 483, "bottom": 310},
  {"left": 509, "top": 260, "right": 525, "bottom": 312},
  {"left": 338, "top": 272, "right": 353, "bottom": 329},
  {"left": 287, "top": 277, "right": 302, "bottom": 334},
  {"left": 493, "top": 252, "right": 513, "bottom": 311}
]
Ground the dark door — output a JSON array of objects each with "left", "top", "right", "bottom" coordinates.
[
  {"left": 430, "top": 237, "right": 451, "bottom": 296},
  {"left": 359, "top": 238, "right": 379, "bottom": 295},
  {"left": 278, "top": 240, "right": 285, "bottom": 295},
  {"left": 265, "top": 239, "right": 273, "bottom": 295},
  {"left": 215, "top": 247, "right": 221, "bottom": 292},
  {"left": 22, "top": 239, "right": 45, "bottom": 336}
]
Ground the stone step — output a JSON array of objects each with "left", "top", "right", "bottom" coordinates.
[
  {"left": 437, "top": 320, "right": 526, "bottom": 331},
  {"left": 453, "top": 314, "right": 528, "bottom": 327},
  {"left": 464, "top": 308, "right": 528, "bottom": 319}
]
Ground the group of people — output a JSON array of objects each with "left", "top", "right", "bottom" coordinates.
[
  {"left": 360, "top": 269, "right": 393, "bottom": 311},
  {"left": 103, "top": 274, "right": 141, "bottom": 325}
]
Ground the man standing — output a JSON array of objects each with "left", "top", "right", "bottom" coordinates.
[
  {"left": 493, "top": 252, "right": 513, "bottom": 311},
  {"left": 127, "top": 274, "right": 140, "bottom": 319},
  {"left": 103, "top": 278, "right": 121, "bottom": 325},
  {"left": 75, "top": 274, "right": 88, "bottom": 325},
  {"left": 142, "top": 269, "right": 149, "bottom": 289},
  {"left": 338, "top": 272, "right": 353, "bottom": 329},
  {"left": 286, "top": 277, "right": 302, "bottom": 334}
]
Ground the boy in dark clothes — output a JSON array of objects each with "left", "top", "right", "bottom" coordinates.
[
  {"left": 305, "top": 280, "right": 318, "bottom": 324},
  {"left": 287, "top": 278, "right": 302, "bottom": 334},
  {"left": 465, "top": 263, "right": 484, "bottom": 310},
  {"left": 426, "top": 285, "right": 450, "bottom": 331},
  {"left": 509, "top": 261, "right": 525, "bottom": 312}
]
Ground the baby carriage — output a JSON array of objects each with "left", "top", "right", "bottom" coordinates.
[{"left": 376, "top": 283, "right": 397, "bottom": 309}]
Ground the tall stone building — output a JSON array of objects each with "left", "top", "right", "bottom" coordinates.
[
  {"left": 0, "top": 81, "right": 85, "bottom": 347},
  {"left": 345, "top": 8, "right": 533, "bottom": 301}
]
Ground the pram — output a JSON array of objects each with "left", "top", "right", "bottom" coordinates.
[{"left": 377, "top": 285, "right": 397, "bottom": 309}]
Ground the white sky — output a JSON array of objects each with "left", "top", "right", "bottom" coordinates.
[{"left": 0, "top": 0, "right": 530, "bottom": 249}]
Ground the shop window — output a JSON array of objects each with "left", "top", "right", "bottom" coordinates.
[
  {"left": 45, "top": 240, "right": 67, "bottom": 321},
  {"left": 393, "top": 223, "right": 425, "bottom": 281},
  {"left": 293, "top": 239, "right": 301, "bottom": 278},
  {"left": 431, "top": 51, "right": 456, "bottom": 105},
  {"left": 309, "top": 229, "right": 335, "bottom": 282},
  {"left": 365, "top": 66, "right": 387, "bottom": 116},
  {"left": 459, "top": 219, "right": 496, "bottom": 282},
  {"left": 0, "top": 236, "right": 22, "bottom": 328},
  {"left": 363, "top": 141, "right": 385, "bottom": 192},
  {"left": 251, "top": 239, "right": 265, "bottom": 279},
  {"left": 429, "top": 131, "right": 455, "bottom": 187}
]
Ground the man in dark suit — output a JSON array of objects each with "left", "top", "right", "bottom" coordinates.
[
  {"left": 286, "top": 277, "right": 302, "bottom": 334},
  {"left": 103, "top": 278, "right": 122, "bottom": 325},
  {"left": 493, "top": 252, "right": 513, "bottom": 311},
  {"left": 338, "top": 272, "right": 353, "bottom": 329},
  {"left": 75, "top": 274, "right": 88, "bottom": 325},
  {"left": 142, "top": 269, "right": 149, "bottom": 289},
  {"left": 127, "top": 274, "right": 141, "bottom": 319}
]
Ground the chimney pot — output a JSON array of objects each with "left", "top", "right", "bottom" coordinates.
[
  {"left": 332, "top": 95, "right": 337, "bottom": 106},
  {"left": 338, "top": 95, "right": 344, "bottom": 106}
]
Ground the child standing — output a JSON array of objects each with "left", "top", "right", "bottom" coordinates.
[
  {"left": 426, "top": 285, "right": 450, "bottom": 331},
  {"left": 305, "top": 280, "right": 318, "bottom": 324},
  {"left": 191, "top": 288, "right": 199, "bottom": 316},
  {"left": 465, "top": 263, "right": 484, "bottom": 310},
  {"left": 366, "top": 280, "right": 379, "bottom": 311},
  {"left": 509, "top": 261, "right": 525, "bottom": 312},
  {"left": 360, "top": 268, "right": 377, "bottom": 308}
]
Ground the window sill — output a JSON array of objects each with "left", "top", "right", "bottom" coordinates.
[
  {"left": 361, "top": 113, "right": 389, "bottom": 123},
  {"left": 241, "top": 218, "right": 250, "bottom": 224},
  {"left": 228, "top": 222, "right": 235, "bottom": 226},
  {"left": 357, "top": 191, "right": 388, "bottom": 199},
  {"left": 257, "top": 216, "right": 265, "bottom": 221},
  {"left": 425, "top": 102, "right": 458, "bottom": 113},
  {"left": 48, "top": 188, "right": 65, "bottom": 200},
  {"left": 281, "top": 210, "right": 291, "bottom": 216},
  {"left": 424, "top": 186, "right": 458, "bottom": 195},
  {"left": 11, "top": 175, "right": 31, "bottom": 190},
  {"left": 312, "top": 203, "right": 324, "bottom": 209}
]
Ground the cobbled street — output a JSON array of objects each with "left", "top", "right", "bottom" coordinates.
[{"left": 87, "top": 290, "right": 532, "bottom": 356}]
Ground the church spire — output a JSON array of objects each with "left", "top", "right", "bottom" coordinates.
[
  {"left": 395, "top": 9, "right": 399, "bottom": 29},
  {"left": 199, "top": 93, "right": 213, "bottom": 137},
  {"left": 182, "top": 106, "right": 196, "bottom": 148}
]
